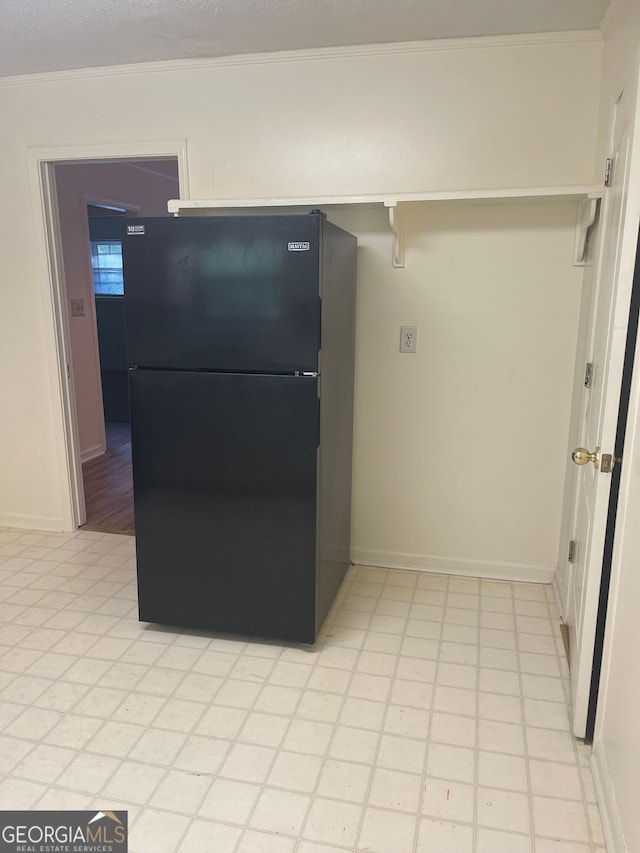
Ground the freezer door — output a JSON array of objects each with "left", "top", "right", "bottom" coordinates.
[
  {"left": 123, "top": 215, "right": 321, "bottom": 373},
  {"left": 129, "top": 369, "right": 319, "bottom": 643}
]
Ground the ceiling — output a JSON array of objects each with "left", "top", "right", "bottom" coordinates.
[{"left": 0, "top": 0, "right": 611, "bottom": 78}]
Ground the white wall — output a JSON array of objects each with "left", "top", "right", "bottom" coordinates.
[
  {"left": 0, "top": 35, "right": 601, "bottom": 574},
  {"left": 335, "top": 200, "right": 584, "bottom": 580},
  {"left": 55, "top": 161, "right": 179, "bottom": 460},
  {"left": 2, "top": 36, "right": 601, "bottom": 197}
]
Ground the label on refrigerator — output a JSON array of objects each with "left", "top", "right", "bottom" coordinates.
[
  {"left": 127, "top": 225, "right": 146, "bottom": 235},
  {"left": 288, "top": 241, "right": 310, "bottom": 251}
]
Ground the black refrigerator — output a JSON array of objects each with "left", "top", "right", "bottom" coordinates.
[{"left": 122, "top": 213, "right": 357, "bottom": 644}]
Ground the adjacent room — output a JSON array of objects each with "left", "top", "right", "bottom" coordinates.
[{"left": 54, "top": 160, "right": 180, "bottom": 534}]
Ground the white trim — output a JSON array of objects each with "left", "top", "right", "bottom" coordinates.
[
  {"left": 350, "top": 548, "right": 555, "bottom": 583},
  {"left": 599, "top": 0, "right": 625, "bottom": 38},
  {"left": 27, "top": 142, "right": 191, "bottom": 198},
  {"left": 0, "top": 30, "right": 603, "bottom": 87},
  {"left": 0, "top": 513, "right": 66, "bottom": 532},
  {"left": 550, "top": 570, "right": 564, "bottom": 615},
  {"left": 591, "top": 740, "right": 627, "bottom": 853},
  {"left": 80, "top": 444, "right": 106, "bottom": 464},
  {"left": 27, "top": 157, "right": 84, "bottom": 532}
]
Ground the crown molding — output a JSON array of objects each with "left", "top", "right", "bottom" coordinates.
[
  {"left": 599, "top": 0, "right": 624, "bottom": 38},
  {"left": 0, "top": 29, "right": 603, "bottom": 88}
]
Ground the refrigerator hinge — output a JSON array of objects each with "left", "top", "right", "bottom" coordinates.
[{"left": 295, "top": 370, "right": 320, "bottom": 397}]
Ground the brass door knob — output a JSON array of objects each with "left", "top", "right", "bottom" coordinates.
[{"left": 572, "top": 447, "right": 600, "bottom": 468}]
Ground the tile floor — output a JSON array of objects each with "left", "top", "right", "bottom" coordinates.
[{"left": 0, "top": 526, "right": 607, "bottom": 853}]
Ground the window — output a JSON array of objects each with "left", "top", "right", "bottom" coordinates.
[
  {"left": 87, "top": 206, "right": 126, "bottom": 296},
  {"left": 90, "top": 240, "right": 124, "bottom": 295}
]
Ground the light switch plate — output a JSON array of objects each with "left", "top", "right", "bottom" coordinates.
[{"left": 70, "top": 299, "right": 86, "bottom": 317}]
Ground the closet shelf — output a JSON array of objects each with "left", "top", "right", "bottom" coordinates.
[{"left": 168, "top": 185, "right": 603, "bottom": 268}]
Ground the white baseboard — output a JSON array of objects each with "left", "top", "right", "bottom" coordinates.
[
  {"left": 0, "top": 512, "right": 66, "bottom": 532},
  {"left": 81, "top": 443, "right": 106, "bottom": 463},
  {"left": 350, "top": 548, "right": 555, "bottom": 583},
  {"left": 591, "top": 739, "right": 627, "bottom": 853},
  {"left": 550, "top": 571, "right": 563, "bottom": 613}
]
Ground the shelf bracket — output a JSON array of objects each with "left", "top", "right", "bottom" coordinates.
[
  {"left": 168, "top": 189, "right": 603, "bottom": 270},
  {"left": 386, "top": 202, "right": 404, "bottom": 268},
  {"left": 573, "top": 195, "right": 600, "bottom": 265}
]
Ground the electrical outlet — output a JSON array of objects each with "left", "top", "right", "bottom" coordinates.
[{"left": 400, "top": 325, "right": 417, "bottom": 353}]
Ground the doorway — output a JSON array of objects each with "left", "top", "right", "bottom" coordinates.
[{"left": 43, "top": 153, "right": 184, "bottom": 533}]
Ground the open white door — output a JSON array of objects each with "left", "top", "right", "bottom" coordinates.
[{"left": 568, "top": 77, "right": 639, "bottom": 738}]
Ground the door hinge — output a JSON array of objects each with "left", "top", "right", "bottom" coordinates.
[
  {"left": 584, "top": 362, "right": 593, "bottom": 389},
  {"left": 568, "top": 539, "right": 577, "bottom": 563},
  {"left": 604, "top": 157, "right": 614, "bottom": 187}
]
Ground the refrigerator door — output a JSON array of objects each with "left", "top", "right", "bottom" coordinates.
[
  {"left": 129, "top": 368, "right": 319, "bottom": 643},
  {"left": 123, "top": 215, "right": 321, "bottom": 373}
]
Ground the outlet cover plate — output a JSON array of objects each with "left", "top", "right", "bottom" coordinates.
[{"left": 400, "top": 325, "right": 417, "bottom": 353}]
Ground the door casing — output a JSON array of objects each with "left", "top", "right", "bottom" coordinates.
[{"left": 27, "top": 141, "right": 189, "bottom": 530}]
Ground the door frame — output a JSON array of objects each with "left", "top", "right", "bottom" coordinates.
[{"left": 26, "top": 141, "right": 189, "bottom": 531}]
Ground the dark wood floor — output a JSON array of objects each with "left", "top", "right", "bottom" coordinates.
[{"left": 81, "top": 422, "right": 134, "bottom": 535}]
